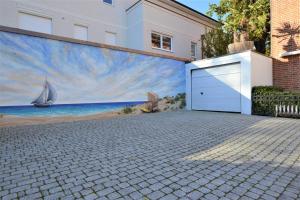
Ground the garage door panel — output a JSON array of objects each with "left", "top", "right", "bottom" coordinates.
[
  {"left": 192, "top": 86, "right": 241, "bottom": 98},
  {"left": 191, "top": 63, "right": 241, "bottom": 112},
  {"left": 192, "top": 73, "right": 240, "bottom": 89},
  {"left": 192, "top": 63, "right": 240, "bottom": 78},
  {"left": 192, "top": 98, "right": 241, "bottom": 112}
]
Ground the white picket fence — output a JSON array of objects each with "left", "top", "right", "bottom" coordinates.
[{"left": 275, "top": 104, "right": 300, "bottom": 117}]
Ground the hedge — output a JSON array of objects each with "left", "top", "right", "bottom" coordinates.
[{"left": 252, "top": 86, "right": 300, "bottom": 116}]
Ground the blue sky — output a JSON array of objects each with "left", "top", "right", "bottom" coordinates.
[{"left": 176, "top": 0, "right": 220, "bottom": 17}]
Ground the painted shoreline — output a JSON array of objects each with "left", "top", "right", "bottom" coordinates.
[
  {"left": 0, "top": 96, "right": 186, "bottom": 127},
  {"left": 0, "top": 102, "right": 147, "bottom": 127},
  {"left": 0, "top": 101, "right": 146, "bottom": 117}
]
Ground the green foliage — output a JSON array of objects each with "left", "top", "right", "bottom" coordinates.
[
  {"left": 174, "top": 93, "right": 185, "bottom": 102},
  {"left": 122, "top": 106, "right": 134, "bottom": 114},
  {"left": 208, "top": 0, "right": 270, "bottom": 54},
  {"left": 175, "top": 93, "right": 186, "bottom": 109},
  {"left": 202, "top": 25, "right": 233, "bottom": 58},
  {"left": 179, "top": 99, "right": 186, "bottom": 109},
  {"left": 252, "top": 86, "right": 283, "bottom": 94},
  {"left": 252, "top": 86, "right": 300, "bottom": 116}
]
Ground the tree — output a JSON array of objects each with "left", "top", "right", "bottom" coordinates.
[
  {"left": 207, "top": 0, "right": 270, "bottom": 54},
  {"left": 202, "top": 25, "right": 233, "bottom": 58}
]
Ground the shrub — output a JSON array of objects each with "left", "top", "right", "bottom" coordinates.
[
  {"left": 252, "top": 86, "right": 300, "bottom": 116},
  {"left": 179, "top": 100, "right": 186, "bottom": 109},
  {"left": 174, "top": 93, "right": 186, "bottom": 101},
  {"left": 122, "top": 106, "right": 134, "bottom": 114},
  {"left": 252, "top": 86, "right": 283, "bottom": 94}
]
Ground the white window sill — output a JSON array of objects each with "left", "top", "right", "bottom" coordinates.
[
  {"left": 152, "top": 47, "right": 174, "bottom": 53},
  {"left": 281, "top": 50, "right": 300, "bottom": 57}
]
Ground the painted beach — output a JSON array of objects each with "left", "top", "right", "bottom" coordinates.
[
  {"left": 0, "top": 102, "right": 146, "bottom": 126},
  {"left": 0, "top": 94, "right": 186, "bottom": 127}
]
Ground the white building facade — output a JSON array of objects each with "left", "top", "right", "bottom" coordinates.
[{"left": 0, "top": 0, "right": 218, "bottom": 60}]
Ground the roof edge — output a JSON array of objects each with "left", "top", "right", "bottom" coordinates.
[{"left": 170, "top": 0, "right": 219, "bottom": 24}]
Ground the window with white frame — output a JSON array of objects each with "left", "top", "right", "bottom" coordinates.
[
  {"left": 103, "top": 0, "right": 113, "bottom": 5},
  {"left": 73, "top": 24, "right": 88, "bottom": 40},
  {"left": 151, "top": 32, "right": 172, "bottom": 51},
  {"left": 18, "top": 12, "right": 52, "bottom": 34},
  {"left": 105, "top": 31, "right": 116, "bottom": 45},
  {"left": 191, "top": 42, "right": 197, "bottom": 58}
]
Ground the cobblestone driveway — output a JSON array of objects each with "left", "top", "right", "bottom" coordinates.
[{"left": 1, "top": 111, "right": 300, "bottom": 200}]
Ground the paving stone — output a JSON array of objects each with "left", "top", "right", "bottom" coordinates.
[
  {"left": 84, "top": 193, "right": 98, "bottom": 200},
  {"left": 161, "top": 194, "right": 178, "bottom": 200},
  {"left": 107, "top": 192, "right": 121, "bottom": 199},
  {"left": 149, "top": 183, "right": 164, "bottom": 191},
  {"left": 187, "top": 191, "right": 203, "bottom": 200},
  {"left": 140, "top": 188, "right": 152, "bottom": 195},
  {"left": 205, "top": 193, "right": 219, "bottom": 200},
  {"left": 2, "top": 193, "right": 17, "bottom": 200},
  {"left": 173, "top": 189, "right": 186, "bottom": 197},
  {"left": 148, "top": 191, "right": 165, "bottom": 199},
  {"left": 1, "top": 111, "right": 300, "bottom": 200}
]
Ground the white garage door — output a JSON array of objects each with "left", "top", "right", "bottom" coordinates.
[{"left": 191, "top": 63, "right": 241, "bottom": 112}]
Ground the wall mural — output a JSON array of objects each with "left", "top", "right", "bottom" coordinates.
[{"left": 0, "top": 31, "right": 185, "bottom": 118}]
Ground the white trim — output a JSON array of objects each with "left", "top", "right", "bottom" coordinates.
[{"left": 281, "top": 50, "right": 300, "bottom": 57}]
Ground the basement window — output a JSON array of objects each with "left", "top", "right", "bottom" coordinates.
[
  {"left": 151, "top": 32, "right": 172, "bottom": 52},
  {"left": 18, "top": 12, "right": 52, "bottom": 34}
]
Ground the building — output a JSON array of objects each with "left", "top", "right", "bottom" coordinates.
[
  {"left": 271, "top": 0, "right": 300, "bottom": 91},
  {"left": 0, "top": 0, "right": 218, "bottom": 60}
]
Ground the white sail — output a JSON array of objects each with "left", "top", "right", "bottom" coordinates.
[
  {"left": 46, "top": 81, "right": 57, "bottom": 103},
  {"left": 31, "top": 79, "right": 56, "bottom": 106}
]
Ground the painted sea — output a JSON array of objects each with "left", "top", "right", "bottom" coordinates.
[{"left": 0, "top": 102, "right": 146, "bottom": 117}]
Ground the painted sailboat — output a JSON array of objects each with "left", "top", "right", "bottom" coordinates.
[{"left": 31, "top": 79, "right": 57, "bottom": 107}]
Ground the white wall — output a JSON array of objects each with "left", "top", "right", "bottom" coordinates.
[
  {"left": 251, "top": 52, "right": 273, "bottom": 87},
  {"left": 126, "top": 1, "right": 144, "bottom": 50},
  {"left": 0, "top": 0, "right": 136, "bottom": 46},
  {"left": 0, "top": 0, "right": 216, "bottom": 59},
  {"left": 142, "top": 1, "right": 207, "bottom": 60},
  {"left": 186, "top": 51, "right": 273, "bottom": 115}
]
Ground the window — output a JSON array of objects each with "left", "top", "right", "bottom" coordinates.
[
  {"left": 151, "top": 32, "right": 172, "bottom": 51},
  {"left": 103, "top": 0, "right": 113, "bottom": 5},
  {"left": 105, "top": 32, "right": 116, "bottom": 45},
  {"left": 18, "top": 12, "right": 52, "bottom": 34},
  {"left": 74, "top": 25, "right": 88, "bottom": 40},
  {"left": 151, "top": 33, "right": 161, "bottom": 48},
  {"left": 191, "top": 42, "right": 197, "bottom": 58}
]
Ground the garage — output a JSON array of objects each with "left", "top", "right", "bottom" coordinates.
[
  {"left": 191, "top": 63, "right": 241, "bottom": 112},
  {"left": 186, "top": 51, "right": 273, "bottom": 115}
]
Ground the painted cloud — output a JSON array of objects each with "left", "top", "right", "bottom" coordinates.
[{"left": 0, "top": 32, "right": 185, "bottom": 106}]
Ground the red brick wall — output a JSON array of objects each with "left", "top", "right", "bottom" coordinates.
[{"left": 271, "top": 0, "right": 300, "bottom": 91}]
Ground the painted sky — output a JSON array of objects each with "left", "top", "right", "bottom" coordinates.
[
  {"left": 0, "top": 32, "right": 185, "bottom": 106},
  {"left": 176, "top": 0, "right": 220, "bottom": 19}
]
